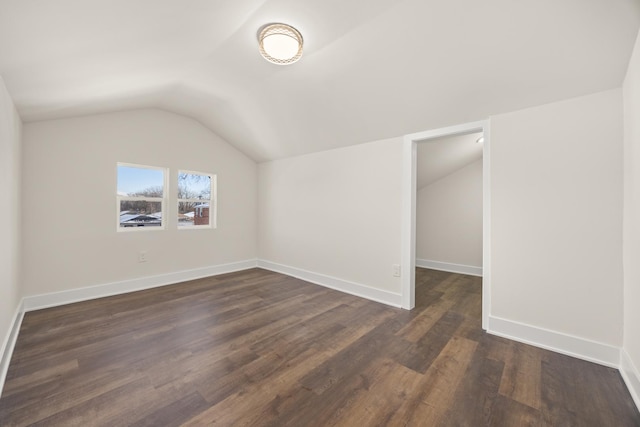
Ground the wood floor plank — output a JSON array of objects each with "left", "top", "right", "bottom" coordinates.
[
  {"left": 297, "top": 317, "right": 405, "bottom": 395},
  {"left": 256, "top": 357, "right": 392, "bottom": 427},
  {"left": 1, "top": 359, "right": 79, "bottom": 397},
  {"left": 1, "top": 267, "right": 639, "bottom": 426},
  {"left": 395, "top": 296, "right": 455, "bottom": 342},
  {"left": 443, "top": 349, "right": 504, "bottom": 426},
  {"left": 399, "top": 336, "right": 478, "bottom": 426},
  {"left": 325, "top": 358, "right": 424, "bottom": 427},
  {"left": 28, "top": 377, "right": 164, "bottom": 427},
  {"left": 540, "top": 352, "right": 640, "bottom": 426},
  {"left": 489, "top": 394, "right": 550, "bottom": 427},
  {"left": 128, "top": 391, "right": 209, "bottom": 427},
  {"left": 182, "top": 348, "right": 327, "bottom": 426},
  {"left": 394, "top": 310, "right": 465, "bottom": 374},
  {"left": 498, "top": 341, "right": 544, "bottom": 410}
]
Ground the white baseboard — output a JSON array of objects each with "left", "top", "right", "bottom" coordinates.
[
  {"left": 488, "top": 316, "right": 620, "bottom": 368},
  {"left": 416, "top": 259, "right": 482, "bottom": 277},
  {"left": 0, "top": 301, "right": 25, "bottom": 398},
  {"left": 257, "top": 260, "right": 402, "bottom": 308},
  {"left": 620, "top": 349, "right": 640, "bottom": 411},
  {"left": 23, "top": 259, "right": 258, "bottom": 312}
]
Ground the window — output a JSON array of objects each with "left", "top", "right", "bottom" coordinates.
[
  {"left": 178, "top": 171, "right": 216, "bottom": 229},
  {"left": 117, "top": 163, "right": 167, "bottom": 230}
]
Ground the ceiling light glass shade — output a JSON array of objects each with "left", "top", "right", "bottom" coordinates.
[{"left": 258, "top": 23, "right": 303, "bottom": 65}]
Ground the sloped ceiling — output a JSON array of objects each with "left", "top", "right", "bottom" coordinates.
[
  {"left": 417, "top": 132, "right": 483, "bottom": 190},
  {"left": 1, "top": 0, "right": 639, "bottom": 162}
]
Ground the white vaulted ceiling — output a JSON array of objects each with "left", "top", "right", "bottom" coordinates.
[
  {"left": 417, "top": 132, "right": 483, "bottom": 190},
  {"left": 0, "top": 0, "right": 639, "bottom": 161}
]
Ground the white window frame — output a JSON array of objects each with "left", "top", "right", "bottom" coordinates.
[
  {"left": 116, "top": 162, "right": 168, "bottom": 232},
  {"left": 177, "top": 170, "right": 217, "bottom": 230}
]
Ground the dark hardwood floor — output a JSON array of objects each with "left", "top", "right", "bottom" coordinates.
[{"left": 1, "top": 268, "right": 638, "bottom": 426}]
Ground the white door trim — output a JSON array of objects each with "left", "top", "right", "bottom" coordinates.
[{"left": 401, "top": 120, "right": 491, "bottom": 330}]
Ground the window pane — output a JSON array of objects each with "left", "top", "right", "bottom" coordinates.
[
  {"left": 178, "top": 172, "right": 213, "bottom": 228},
  {"left": 118, "top": 165, "right": 164, "bottom": 196},
  {"left": 178, "top": 201, "right": 195, "bottom": 227},
  {"left": 178, "top": 173, "right": 211, "bottom": 200},
  {"left": 178, "top": 201, "right": 210, "bottom": 227},
  {"left": 119, "top": 201, "right": 162, "bottom": 228}
]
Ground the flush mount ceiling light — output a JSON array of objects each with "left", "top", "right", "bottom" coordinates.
[
  {"left": 258, "top": 23, "right": 303, "bottom": 65},
  {"left": 476, "top": 136, "right": 485, "bottom": 144}
]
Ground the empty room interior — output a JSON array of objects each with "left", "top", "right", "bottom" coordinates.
[{"left": 1, "top": 0, "right": 640, "bottom": 425}]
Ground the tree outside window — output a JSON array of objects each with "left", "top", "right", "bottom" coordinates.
[{"left": 178, "top": 171, "right": 216, "bottom": 229}]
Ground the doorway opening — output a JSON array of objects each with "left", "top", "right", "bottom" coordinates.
[{"left": 401, "top": 120, "right": 490, "bottom": 330}]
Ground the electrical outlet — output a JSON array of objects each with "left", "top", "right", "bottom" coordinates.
[
  {"left": 138, "top": 251, "right": 148, "bottom": 263},
  {"left": 393, "top": 264, "right": 401, "bottom": 277}
]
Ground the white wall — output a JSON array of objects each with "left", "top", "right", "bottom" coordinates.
[
  {"left": 21, "top": 109, "right": 257, "bottom": 297},
  {"left": 623, "top": 28, "right": 640, "bottom": 404},
  {"left": 0, "top": 76, "right": 22, "bottom": 372},
  {"left": 416, "top": 159, "right": 482, "bottom": 268},
  {"left": 490, "top": 89, "right": 623, "bottom": 346},
  {"left": 258, "top": 137, "right": 403, "bottom": 300}
]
